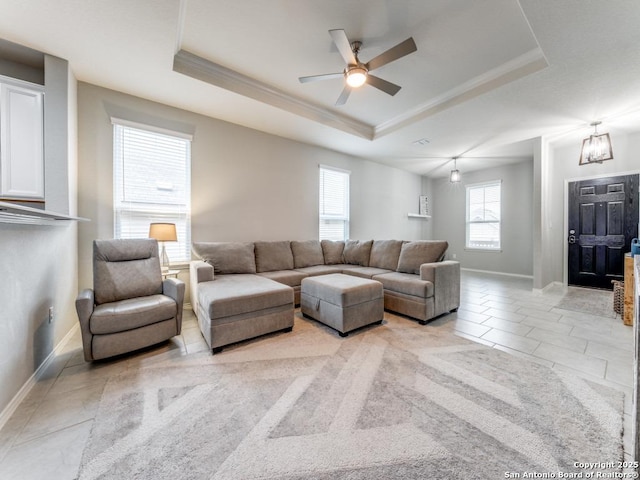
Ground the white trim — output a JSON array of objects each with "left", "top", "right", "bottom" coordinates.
[
  {"left": 173, "top": 50, "right": 372, "bottom": 140},
  {"left": 461, "top": 267, "right": 533, "bottom": 279},
  {"left": 532, "top": 281, "right": 564, "bottom": 296},
  {"left": 0, "top": 323, "right": 80, "bottom": 432},
  {"left": 464, "top": 248, "right": 502, "bottom": 253},
  {"left": 110, "top": 117, "right": 194, "bottom": 141},
  {"left": 318, "top": 164, "right": 351, "bottom": 175},
  {"left": 0, "top": 73, "right": 44, "bottom": 91},
  {"left": 374, "top": 48, "right": 548, "bottom": 138}
]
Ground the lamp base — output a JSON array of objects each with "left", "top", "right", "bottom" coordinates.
[{"left": 160, "top": 243, "right": 170, "bottom": 273}]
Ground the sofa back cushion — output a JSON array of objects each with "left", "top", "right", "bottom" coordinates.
[
  {"left": 369, "top": 240, "right": 404, "bottom": 270},
  {"left": 192, "top": 242, "right": 256, "bottom": 274},
  {"left": 321, "top": 240, "right": 345, "bottom": 265},
  {"left": 343, "top": 239, "right": 373, "bottom": 267},
  {"left": 254, "top": 241, "right": 294, "bottom": 272},
  {"left": 396, "top": 241, "right": 448, "bottom": 274},
  {"left": 291, "top": 240, "right": 325, "bottom": 268},
  {"left": 93, "top": 239, "right": 162, "bottom": 305}
]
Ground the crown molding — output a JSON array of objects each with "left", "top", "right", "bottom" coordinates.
[
  {"left": 373, "top": 48, "right": 549, "bottom": 139},
  {"left": 173, "top": 49, "right": 373, "bottom": 140}
]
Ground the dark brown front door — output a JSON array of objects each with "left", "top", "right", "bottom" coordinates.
[{"left": 568, "top": 174, "right": 638, "bottom": 289}]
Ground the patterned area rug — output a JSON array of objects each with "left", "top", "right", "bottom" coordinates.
[
  {"left": 555, "top": 287, "right": 616, "bottom": 318},
  {"left": 77, "top": 313, "right": 623, "bottom": 479}
]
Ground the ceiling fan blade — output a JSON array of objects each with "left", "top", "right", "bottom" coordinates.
[
  {"left": 335, "top": 85, "right": 351, "bottom": 106},
  {"left": 366, "top": 75, "right": 401, "bottom": 96},
  {"left": 366, "top": 37, "right": 417, "bottom": 71},
  {"left": 298, "top": 72, "right": 343, "bottom": 83},
  {"left": 329, "top": 29, "right": 357, "bottom": 65}
]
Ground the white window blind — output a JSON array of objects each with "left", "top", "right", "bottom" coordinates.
[
  {"left": 113, "top": 121, "right": 191, "bottom": 262},
  {"left": 319, "top": 165, "right": 350, "bottom": 241},
  {"left": 466, "top": 181, "right": 501, "bottom": 250}
]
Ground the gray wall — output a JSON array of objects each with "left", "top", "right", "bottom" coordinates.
[
  {"left": 77, "top": 83, "right": 428, "bottom": 301},
  {"left": 0, "top": 56, "right": 78, "bottom": 416},
  {"left": 431, "top": 160, "right": 534, "bottom": 276}
]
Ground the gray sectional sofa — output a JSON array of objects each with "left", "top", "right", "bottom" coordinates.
[{"left": 190, "top": 239, "right": 460, "bottom": 353}]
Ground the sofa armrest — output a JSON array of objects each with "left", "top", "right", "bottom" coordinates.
[
  {"left": 163, "top": 278, "right": 186, "bottom": 332},
  {"left": 75, "top": 288, "right": 95, "bottom": 361},
  {"left": 190, "top": 261, "right": 213, "bottom": 319},
  {"left": 420, "top": 261, "right": 460, "bottom": 316}
]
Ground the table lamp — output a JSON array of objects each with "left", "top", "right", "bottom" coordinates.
[{"left": 148, "top": 222, "right": 177, "bottom": 273}]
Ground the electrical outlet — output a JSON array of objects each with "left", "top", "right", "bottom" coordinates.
[
  {"left": 452, "top": 253, "right": 457, "bottom": 259},
  {"left": 48, "top": 306, "right": 54, "bottom": 323}
]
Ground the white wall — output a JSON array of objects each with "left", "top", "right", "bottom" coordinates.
[
  {"left": 77, "top": 83, "right": 428, "bottom": 300},
  {"left": 0, "top": 56, "right": 78, "bottom": 416},
  {"left": 430, "top": 160, "right": 534, "bottom": 276},
  {"left": 545, "top": 131, "right": 640, "bottom": 285}
]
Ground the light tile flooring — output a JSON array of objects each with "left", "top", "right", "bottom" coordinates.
[{"left": 0, "top": 270, "right": 634, "bottom": 479}]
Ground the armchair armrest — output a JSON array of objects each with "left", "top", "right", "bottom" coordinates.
[
  {"left": 75, "top": 289, "right": 95, "bottom": 362},
  {"left": 163, "top": 278, "right": 186, "bottom": 332},
  {"left": 420, "top": 261, "right": 460, "bottom": 316}
]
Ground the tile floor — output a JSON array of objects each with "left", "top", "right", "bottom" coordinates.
[{"left": 0, "top": 270, "right": 634, "bottom": 479}]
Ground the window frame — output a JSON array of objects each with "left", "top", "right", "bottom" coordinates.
[
  {"left": 112, "top": 118, "right": 192, "bottom": 264},
  {"left": 319, "top": 164, "right": 350, "bottom": 241},
  {"left": 465, "top": 180, "right": 502, "bottom": 252}
]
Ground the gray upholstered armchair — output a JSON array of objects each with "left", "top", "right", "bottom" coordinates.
[{"left": 76, "top": 238, "right": 185, "bottom": 361}]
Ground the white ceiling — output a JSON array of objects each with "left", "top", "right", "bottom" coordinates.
[{"left": 1, "top": 0, "right": 640, "bottom": 178}]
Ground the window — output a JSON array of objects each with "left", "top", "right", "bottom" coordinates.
[
  {"left": 319, "top": 165, "right": 350, "bottom": 241},
  {"left": 113, "top": 119, "right": 191, "bottom": 263},
  {"left": 466, "top": 181, "right": 501, "bottom": 250}
]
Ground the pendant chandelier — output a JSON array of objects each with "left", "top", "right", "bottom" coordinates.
[{"left": 579, "top": 122, "right": 613, "bottom": 165}]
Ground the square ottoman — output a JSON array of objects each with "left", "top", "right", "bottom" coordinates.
[{"left": 300, "top": 273, "right": 384, "bottom": 336}]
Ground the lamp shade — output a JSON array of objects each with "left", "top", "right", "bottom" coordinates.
[{"left": 148, "top": 223, "right": 177, "bottom": 242}]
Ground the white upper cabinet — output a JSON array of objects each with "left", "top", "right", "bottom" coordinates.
[{"left": 0, "top": 79, "right": 44, "bottom": 200}]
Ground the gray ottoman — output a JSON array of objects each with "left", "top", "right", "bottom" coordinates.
[{"left": 300, "top": 273, "right": 384, "bottom": 336}]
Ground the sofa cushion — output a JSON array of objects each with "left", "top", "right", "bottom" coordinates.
[
  {"left": 343, "top": 240, "right": 373, "bottom": 267},
  {"left": 291, "top": 240, "right": 325, "bottom": 268},
  {"left": 321, "top": 240, "right": 345, "bottom": 264},
  {"left": 257, "top": 270, "right": 308, "bottom": 287},
  {"left": 198, "top": 274, "right": 293, "bottom": 320},
  {"left": 341, "top": 266, "right": 394, "bottom": 279},
  {"left": 90, "top": 294, "right": 177, "bottom": 334},
  {"left": 192, "top": 242, "right": 256, "bottom": 274},
  {"left": 373, "top": 272, "right": 434, "bottom": 298},
  {"left": 369, "top": 240, "right": 404, "bottom": 270},
  {"left": 294, "top": 265, "right": 344, "bottom": 277},
  {"left": 396, "top": 241, "right": 448, "bottom": 274},
  {"left": 254, "top": 241, "right": 295, "bottom": 272}
]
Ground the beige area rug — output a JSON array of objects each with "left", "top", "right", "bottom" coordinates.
[
  {"left": 77, "top": 313, "right": 624, "bottom": 480},
  {"left": 555, "top": 287, "right": 617, "bottom": 319}
]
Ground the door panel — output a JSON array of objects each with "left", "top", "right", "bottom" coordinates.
[{"left": 568, "top": 174, "right": 639, "bottom": 289}]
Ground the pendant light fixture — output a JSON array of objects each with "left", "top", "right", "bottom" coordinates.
[
  {"left": 450, "top": 157, "right": 461, "bottom": 183},
  {"left": 579, "top": 122, "right": 613, "bottom": 165}
]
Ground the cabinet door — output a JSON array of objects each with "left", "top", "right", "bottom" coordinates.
[{"left": 0, "top": 83, "right": 44, "bottom": 199}]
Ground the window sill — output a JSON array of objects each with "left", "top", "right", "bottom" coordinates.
[{"left": 464, "top": 248, "right": 502, "bottom": 253}]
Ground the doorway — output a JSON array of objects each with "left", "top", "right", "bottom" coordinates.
[{"left": 567, "top": 174, "right": 639, "bottom": 289}]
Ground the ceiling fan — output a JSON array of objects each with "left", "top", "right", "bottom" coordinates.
[{"left": 299, "top": 29, "right": 417, "bottom": 106}]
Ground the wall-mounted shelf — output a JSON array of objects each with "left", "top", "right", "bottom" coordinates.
[
  {"left": 0, "top": 200, "right": 89, "bottom": 225},
  {"left": 407, "top": 213, "right": 431, "bottom": 219}
]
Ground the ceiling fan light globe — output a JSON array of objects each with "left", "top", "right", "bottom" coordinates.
[{"left": 345, "top": 67, "right": 367, "bottom": 88}]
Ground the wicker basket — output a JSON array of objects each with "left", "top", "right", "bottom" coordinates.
[{"left": 612, "top": 280, "right": 624, "bottom": 316}]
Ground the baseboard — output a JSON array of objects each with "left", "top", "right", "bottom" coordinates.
[
  {"left": 0, "top": 323, "right": 80, "bottom": 432},
  {"left": 532, "top": 281, "right": 564, "bottom": 295},
  {"left": 461, "top": 267, "right": 534, "bottom": 280}
]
